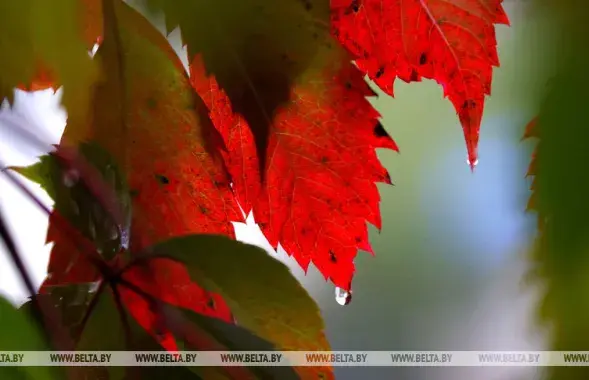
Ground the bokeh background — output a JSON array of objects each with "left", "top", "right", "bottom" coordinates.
[{"left": 0, "top": 1, "right": 558, "bottom": 379}]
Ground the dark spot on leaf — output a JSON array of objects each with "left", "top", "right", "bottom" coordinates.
[
  {"left": 375, "top": 66, "right": 385, "bottom": 78},
  {"left": 355, "top": 236, "right": 362, "bottom": 243},
  {"left": 462, "top": 100, "right": 476, "bottom": 109},
  {"left": 155, "top": 174, "right": 169, "bottom": 185},
  {"left": 419, "top": 53, "right": 427, "bottom": 65},
  {"left": 320, "top": 156, "right": 328, "bottom": 164},
  {"left": 329, "top": 250, "right": 337, "bottom": 263},
  {"left": 199, "top": 205, "right": 208, "bottom": 214},
  {"left": 351, "top": 0, "right": 360, "bottom": 12},
  {"left": 207, "top": 297, "right": 215, "bottom": 310},
  {"left": 345, "top": 81, "right": 352, "bottom": 90},
  {"left": 373, "top": 122, "right": 388, "bottom": 138},
  {"left": 130, "top": 189, "right": 139, "bottom": 198}
]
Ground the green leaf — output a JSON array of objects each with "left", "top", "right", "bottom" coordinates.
[
  {"left": 527, "top": 4, "right": 589, "bottom": 380},
  {"left": 178, "top": 309, "right": 299, "bottom": 380},
  {"left": 9, "top": 142, "right": 132, "bottom": 261},
  {"left": 137, "top": 235, "right": 331, "bottom": 353},
  {"left": 76, "top": 286, "right": 206, "bottom": 380},
  {"left": 76, "top": 286, "right": 126, "bottom": 380},
  {"left": 144, "top": 0, "right": 332, "bottom": 174},
  {"left": 77, "top": 286, "right": 125, "bottom": 351},
  {"left": 0, "top": 296, "right": 61, "bottom": 380}
]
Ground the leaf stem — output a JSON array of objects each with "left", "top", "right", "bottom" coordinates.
[
  {"left": 0, "top": 206, "right": 46, "bottom": 332},
  {"left": 77, "top": 280, "right": 106, "bottom": 342},
  {"left": 110, "top": 283, "right": 133, "bottom": 349}
]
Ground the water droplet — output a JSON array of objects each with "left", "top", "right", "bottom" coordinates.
[
  {"left": 88, "top": 281, "right": 100, "bottom": 293},
  {"left": 335, "top": 287, "right": 352, "bottom": 306},
  {"left": 63, "top": 169, "right": 79, "bottom": 187},
  {"left": 120, "top": 227, "right": 130, "bottom": 249},
  {"left": 466, "top": 156, "right": 479, "bottom": 167}
]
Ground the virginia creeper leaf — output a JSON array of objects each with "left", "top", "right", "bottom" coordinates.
[
  {"left": 525, "top": 5, "right": 589, "bottom": 380},
  {"left": 331, "top": 0, "right": 510, "bottom": 167},
  {"left": 191, "top": 35, "right": 396, "bottom": 294},
  {"left": 51, "top": 0, "right": 244, "bottom": 350},
  {"left": 10, "top": 139, "right": 236, "bottom": 355},
  {"left": 9, "top": 142, "right": 132, "bottom": 286},
  {"left": 160, "top": 306, "right": 300, "bottom": 380},
  {"left": 20, "top": 282, "right": 97, "bottom": 342},
  {"left": 0, "top": 0, "right": 99, "bottom": 139},
  {"left": 63, "top": 0, "right": 242, "bottom": 248},
  {"left": 136, "top": 234, "right": 332, "bottom": 379},
  {"left": 0, "top": 296, "right": 61, "bottom": 380},
  {"left": 68, "top": 285, "right": 207, "bottom": 379},
  {"left": 145, "top": 0, "right": 332, "bottom": 175},
  {"left": 76, "top": 282, "right": 295, "bottom": 379},
  {"left": 76, "top": 286, "right": 132, "bottom": 380}
]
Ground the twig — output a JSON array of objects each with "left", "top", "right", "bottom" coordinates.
[{"left": 0, "top": 206, "right": 47, "bottom": 335}]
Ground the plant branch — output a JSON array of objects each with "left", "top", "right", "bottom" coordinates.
[{"left": 0, "top": 206, "right": 45, "bottom": 329}]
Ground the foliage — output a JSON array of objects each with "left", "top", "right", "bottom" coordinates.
[
  {"left": 0, "top": 0, "right": 511, "bottom": 379},
  {"left": 525, "top": 1, "right": 589, "bottom": 379}
]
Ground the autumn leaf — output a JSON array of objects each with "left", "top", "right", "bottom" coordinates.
[
  {"left": 0, "top": 0, "right": 99, "bottom": 139},
  {"left": 135, "top": 234, "right": 331, "bottom": 348},
  {"left": 9, "top": 142, "right": 132, "bottom": 287},
  {"left": 12, "top": 151, "right": 303, "bottom": 379},
  {"left": 145, "top": 0, "right": 333, "bottom": 175},
  {"left": 331, "top": 0, "right": 509, "bottom": 168},
  {"left": 17, "top": 0, "right": 246, "bottom": 354},
  {"left": 10, "top": 143, "right": 241, "bottom": 356},
  {"left": 64, "top": 0, "right": 243, "bottom": 246},
  {"left": 191, "top": 34, "right": 396, "bottom": 294},
  {"left": 30, "top": 242, "right": 303, "bottom": 380}
]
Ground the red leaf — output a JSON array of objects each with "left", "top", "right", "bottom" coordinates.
[
  {"left": 41, "top": 212, "right": 100, "bottom": 288},
  {"left": 39, "top": 0, "right": 241, "bottom": 348},
  {"left": 191, "top": 57, "right": 261, "bottom": 215},
  {"left": 191, "top": 50, "right": 397, "bottom": 291},
  {"left": 119, "top": 258, "right": 233, "bottom": 351},
  {"left": 331, "top": 0, "right": 509, "bottom": 168}
]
